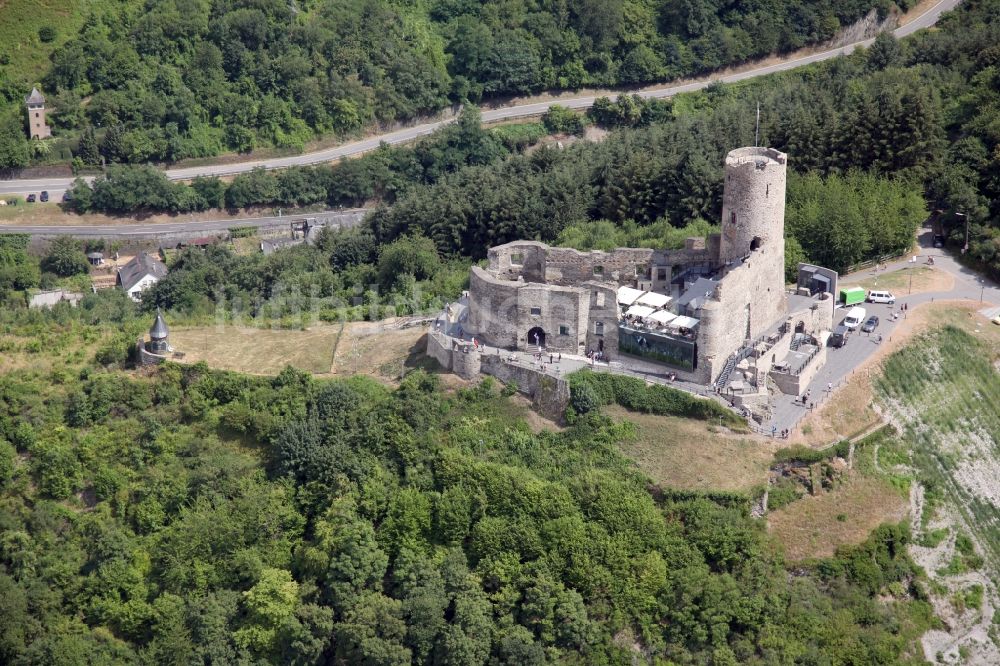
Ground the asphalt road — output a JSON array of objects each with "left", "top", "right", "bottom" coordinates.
[
  {"left": 0, "top": 0, "right": 962, "bottom": 202},
  {"left": 0, "top": 208, "right": 368, "bottom": 237}
]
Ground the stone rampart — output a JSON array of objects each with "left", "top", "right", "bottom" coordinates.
[
  {"left": 480, "top": 355, "right": 570, "bottom": 420},
  {"left": 771, "top": 346, "right": 827, "bottom": 396},
  {"left": 696, "top": 253, "right": 788, "bottom": 384},
  {"left": 425, "top": 331, "right": 453, "bottom": 370},
  {"left": 452, "top": 344, "right": 481, "bottom": 379}
]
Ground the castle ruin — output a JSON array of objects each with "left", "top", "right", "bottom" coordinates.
[{"left": 450, "top": 147, "right": 838, "bottom": 410}]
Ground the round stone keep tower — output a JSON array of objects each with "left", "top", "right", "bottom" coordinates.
[{"left": 718, "top": 147, "right": 787, "bottom": 265}]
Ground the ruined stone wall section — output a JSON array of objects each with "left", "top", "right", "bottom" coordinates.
[
  {"left": 485, "top": 240, "right": 719, "bottom": 298},
  {"left": 480, "top": 356, "right": 570, "bottom": 420},
  {"left": 425, "top": 331, "right": 454, "bottom": 370},
  {"left": 467, "top": 266, "right": 588, "bottom": 352},
  {"left": 719, "top": 147, "right": 787, "bottom": 265},
  {"left": 543, "top": 247, "right": 654, "bottom": 286},
  {"left": 466, "top": 267, "right": 521, "bottom": 348},
  {"left": 489, "top": 241, "right": 548, "bottom": 282},
  {"left": 584, "top": 281, "right": 619, "bottom": 357},
  {"left": 695, "top": 255, "right": 788, "bottom": 384}
]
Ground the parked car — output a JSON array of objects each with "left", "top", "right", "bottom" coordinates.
[
  {"left": 861, "top": 316, "right": 880, "bottom": 333},
  {"left": 62, "top": 191, "right": 73, "bottom": 202},
  {"left": 26, "top": 194, "right": 36, "bottom": 203},
  {"left": 830, "top": 325, "right": 850, "bottom": 348},
  {"left": 867, "top": 290, "right": 895, "bottom": 304},
  {"left": 40, "top": 191, "right": 49, "bottom": 202},
  {"left": 843, "top": 306, "right": 867, "bottom": 330}
]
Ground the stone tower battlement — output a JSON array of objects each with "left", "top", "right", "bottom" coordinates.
[{"left": 719, "top": 146, "right": 786, "bottom": 265}]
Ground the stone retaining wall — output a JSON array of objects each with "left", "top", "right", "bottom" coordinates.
[
  {"left": 480, "top": 355, "right": 570, "bottom": 421},
  {"left": 426, "top": 330, "right": 453, "bottom": 370}
]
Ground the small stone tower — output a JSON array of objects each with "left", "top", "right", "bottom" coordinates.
[
  {"left": 25, "top": 88, "right": 51, "bottom": 140},
  {"left": 718, "top": 146, "right": 787, "bottom": 265},
  {"left": 147, "top": 308, "right": 170, "bottom": 354}
]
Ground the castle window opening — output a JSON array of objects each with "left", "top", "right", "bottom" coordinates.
[
  {"left": 750, "top": 236, "right": 762, "bottom": 252},
  {"left": 730, "top": 211, "right": 737, "bottom": 225},
  {"left": 657, "top": 268, "right": 667, "bottom": 281},
  {"left": 559, "top": 325, "right": 569, "bottom": 336},
  {"left": 593, "top": 265, "right": 604, "bottom": 276},
  {"left": 510, "top": 253, "right": 524, "bottom": 265},
  {"left": 594, "top": 321, "right": 604, "bottom": 335},
  {"left": 529, "top": 306, "right": 541, "bottom": 316},
  {"left": 595, "top": 292, "right": 605, "bottom": 307}
]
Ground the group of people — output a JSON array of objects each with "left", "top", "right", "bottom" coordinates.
[
  {"left": 770, "top": 426, "right": 791, "bottom": 439},
  {"left": 586, "top": 350, "right": 606, "bottom": 363}
]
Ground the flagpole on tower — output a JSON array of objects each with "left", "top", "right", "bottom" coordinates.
[{"left": 754, "top": 103, "right": 760, "bottom": 147}]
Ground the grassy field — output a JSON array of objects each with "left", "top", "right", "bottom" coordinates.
[
  {"left": 0, "top": 0, "right": 98, "bottom": 89},
  {"left": 842, "top": 265, "right": 953, "bottom": 296},
  {"left": 767, "top": 474, "right": 908, "bottom": 561},
  {"left": 169, "top": 320, "right": 429, "bottom": 381},
  {"left": 169, "top": 325, "right": 341, "bottom": 375},
  {"left": 605, "top": 405, "right": 778, "bottom": 492}
]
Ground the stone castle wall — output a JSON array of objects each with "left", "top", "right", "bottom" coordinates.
[
  {"left": 695, "top": 252, "right": 788, "bottom": 384},
  {"left": 583, "top": 281, "right": 619, "bottom": 356},
  {"left": 488, "top": 240, "right": 719, "bottom": 294},
  {"left": 480, "top": 356, "right": 570, "bottom": 420},
  {"left": 693, "top": 147, "right": 789, "bottom": 384},
  {"left": 425, "top": 331, "right": 453, "bottom": 370},
  {"left": 466, "top": 266, "right": 588, "bottom": 352}
]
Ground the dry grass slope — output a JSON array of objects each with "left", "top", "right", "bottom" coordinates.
[
  {"left": 605, "top": 405, "right": 779, "bottom": 492},
  {"left": 767, "top": 475, "right": 908, "bottom": 561}
]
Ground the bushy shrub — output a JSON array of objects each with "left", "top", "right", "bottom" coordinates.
[{"left": 567, "top": 370, "right": 744, "bottom": 428}]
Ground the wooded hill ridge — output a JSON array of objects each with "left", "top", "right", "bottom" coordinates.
[{"left": 0, "top": 0, "right": 911, "bottom": 167}]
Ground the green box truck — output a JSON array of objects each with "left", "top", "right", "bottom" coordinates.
[{"left": 840, "top": 286, "right": 866, "bottom": 306}]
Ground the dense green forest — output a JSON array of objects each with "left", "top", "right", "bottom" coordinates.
[
  {"left": 0, "top": 299, "right": 936, "bottom": 663},
  {"left": 58, "top": 0, "right": 1000, "bottom": 284},
  {"left": 0, "top": 0, "right": 906, "bottom": 167},
  {"left": 366, "top": 1, "right": 1000, "bottom": 275}
]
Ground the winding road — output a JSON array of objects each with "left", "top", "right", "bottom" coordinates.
[{"left": 0, "top": 0, "right": 963, "bottom": 208}]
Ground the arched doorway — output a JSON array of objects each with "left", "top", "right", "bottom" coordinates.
[
  {"left": 527, "top": 327, "right": 546, "bottom": 349},
  {"left": 795, "top": 320, "right": 805, "bottom": 334}
]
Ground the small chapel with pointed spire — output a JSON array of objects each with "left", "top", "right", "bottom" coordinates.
[{"left": 138, "top": 309, "right": 174, "bottom": 364}]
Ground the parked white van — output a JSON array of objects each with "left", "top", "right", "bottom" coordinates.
[
  {"left": 843, "top": 307, "right": 867, "bottom": 330},
  {"left": 867, "top": 290, "right": 896, "bottom": 304}
]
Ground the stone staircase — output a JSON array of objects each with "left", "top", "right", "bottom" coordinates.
[{"left": 714, "top": 325, "right": 790, "bottom": 392}]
